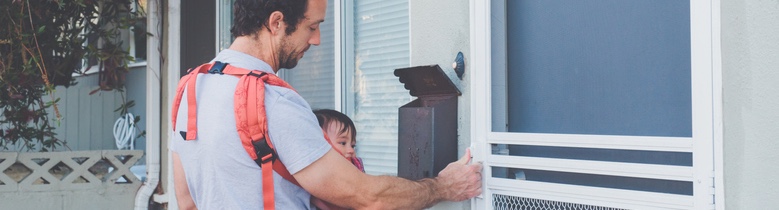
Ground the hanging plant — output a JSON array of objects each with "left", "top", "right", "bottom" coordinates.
[{"left": 0, "top": 0, "right": 144, "bottom": 151}]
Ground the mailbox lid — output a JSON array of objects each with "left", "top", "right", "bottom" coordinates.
[{"left": 394, "top": 65, "right": 462, "bottom": 97}]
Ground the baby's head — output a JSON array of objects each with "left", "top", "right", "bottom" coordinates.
[{"left": 313, "top": 109, "right": 357, "bottom": 158}]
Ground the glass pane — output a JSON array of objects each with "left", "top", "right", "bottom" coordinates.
[
  {"left": 492, "top": 144, "right": 692, "bottom": 166},
  {"left": 352, "top": 0, "right": 411, "bottom": 176},
  {"left": 218, "top": 0, "right": 234, "bottom": 52},
  {"left": 132, "top": 0, "right": 147, "bottom": 61},
  {"left": 490, "top": 142, "right": 692, "bottom": 195},
  {"left": 491, "top": 167, "right": 693, "bottom": 195},
  {"left": 503, "top": 0, "right": 692, "bottom": 137}
]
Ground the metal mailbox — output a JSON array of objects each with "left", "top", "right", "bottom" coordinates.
[{"left": 394, "top": 65, "right": 461, "bottom": 180}]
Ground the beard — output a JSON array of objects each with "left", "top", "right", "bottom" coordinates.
[{"left": 277, "top": 39, "right": 307, "bottom": 69}]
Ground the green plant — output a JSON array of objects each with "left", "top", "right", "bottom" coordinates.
[{"left": 0, "top": 0, "right": 145, "bottom": 151}]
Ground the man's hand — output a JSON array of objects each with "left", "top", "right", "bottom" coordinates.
[{"left": 434, "top": 148, "right": 483, "bottom": 201}]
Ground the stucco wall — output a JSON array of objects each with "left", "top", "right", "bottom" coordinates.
[
  {"left": 722, "top": 0, "right": 779, "bottom": 209},
  {"left": 409, "top": 0, "right": 471, "bottom": 209}
]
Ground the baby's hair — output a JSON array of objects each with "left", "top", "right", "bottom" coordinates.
[{"left": 313, "top": 109, "right": 357, "bottom": 142}]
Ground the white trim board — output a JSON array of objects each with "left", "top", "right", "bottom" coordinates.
[{"left": 164, "top": 0, "right": 182, "bottom": 208}]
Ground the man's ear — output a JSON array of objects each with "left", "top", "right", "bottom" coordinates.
[{"left": 267, "top": 11, "right": 285, "bottom": 35}]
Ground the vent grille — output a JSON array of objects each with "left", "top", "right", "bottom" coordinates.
[{"left": 493, "top": 194, "right": 628, "bottom": 210}]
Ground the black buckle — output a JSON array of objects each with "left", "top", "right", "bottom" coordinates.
[
  {"left": 247, "top": 71, "right": 267, "bottom": 78},
  {"left": 252, "top": 138, "right": 276, "bottom": 166},
  {"left": 208, "top": 61, "right": 228, "bottom": 75}
]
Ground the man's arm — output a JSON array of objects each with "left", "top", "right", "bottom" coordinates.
[
  {"left": 294, "top": 148, "right": 482, "bottom": 209},
  {"left": 172, "top": 152, "right": 198, "bottom": 210}
]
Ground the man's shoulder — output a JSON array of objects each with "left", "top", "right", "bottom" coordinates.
[{"left": 264, "top": 85, "right": 308, "bottom": 109}]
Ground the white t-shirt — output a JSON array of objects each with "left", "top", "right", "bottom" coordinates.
[{"left": 170, "top": 49, "right": 331, "bottom": 209}]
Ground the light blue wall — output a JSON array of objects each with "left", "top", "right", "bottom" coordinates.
[{"left": 722, "top": 0, "right": 779, "bottom": 209}]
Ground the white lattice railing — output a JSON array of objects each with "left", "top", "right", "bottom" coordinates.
[{"left": 0, "top": 150, "right": 143, "bottom": 192}]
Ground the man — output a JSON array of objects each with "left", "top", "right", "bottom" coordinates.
[{"left": 171, "top": 0, "right": 482, "bottom": 209}]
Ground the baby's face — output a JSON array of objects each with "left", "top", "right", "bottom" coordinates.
[{"left": 325, "top": 121, "right": 356, "bottom": 158}]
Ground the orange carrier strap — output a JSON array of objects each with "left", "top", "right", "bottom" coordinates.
[{"left": 171, "top": 61, "right": 299, "bottom": 210}]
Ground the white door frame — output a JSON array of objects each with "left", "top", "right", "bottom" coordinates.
[{"left": 469, "top": 0, "right": 723, "bottom": 209}]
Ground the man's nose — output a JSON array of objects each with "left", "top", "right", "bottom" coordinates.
[{"left": 309, "top": 27, "right": 321, "bottom": 46}]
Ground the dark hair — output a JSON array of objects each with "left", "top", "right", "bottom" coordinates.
[
  {"left": 231, "top": 0, "right": 309, "bottom": 37},
  {"left": 313, "top": 109, "right": 357, "bottom": 142}
]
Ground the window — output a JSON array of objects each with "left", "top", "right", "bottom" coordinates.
[
  {"left": 129, "top": 0, "right": 147, "bottom": 63},
  {"left": 473, "top": 0, "right": 716, "bottom": 209},
  {"left": 217, "top": 0, "right": 234, "bottom": 52},
  {"left": 346, "top": 0, "right": 410, "bottom": 175},
  {"left": 78, "top": 0, "right": 148, "bottom": 76}
]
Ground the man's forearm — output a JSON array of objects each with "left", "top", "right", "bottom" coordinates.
[
  {"left": 349, "top": 149, "right": 481, "bottom": 209},
  {"left": 355, "top": 175, "right": 444, "bottom": 209},
  {"left": 297, "top": 149, "right": 482, "bottom": 209}
]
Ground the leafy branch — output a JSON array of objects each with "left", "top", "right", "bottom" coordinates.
[{"left": 0, "top": 0, "right": 145, "bottom": 151}]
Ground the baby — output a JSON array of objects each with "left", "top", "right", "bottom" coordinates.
[
  {"left": 311, "top": 109, "right": 365, "bottom": 210},
  {"left": 313, "top": 109, "right": 364, "bottom": 172}
]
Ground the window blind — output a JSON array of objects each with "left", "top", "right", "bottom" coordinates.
[
  {"left": 283, "top": 0, "right": 336, "bottom": 110},
  {"left": 351, "top": 0, "right": 410, "bottom": 175}
]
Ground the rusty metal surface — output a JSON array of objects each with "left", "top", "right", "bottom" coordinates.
[
  {"left": 394, "top": 65, "right": 461, "bottom": 97},
  {"left": 396, "top": 65, "right": 459, "bottom": 180}
]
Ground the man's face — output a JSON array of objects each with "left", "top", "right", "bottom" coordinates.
[
  {"left": 325, "top": 121, "right": 356, "bottom": 159},
  {"left": 278, "top": 0, "right": 326, "bottom": 69}
]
